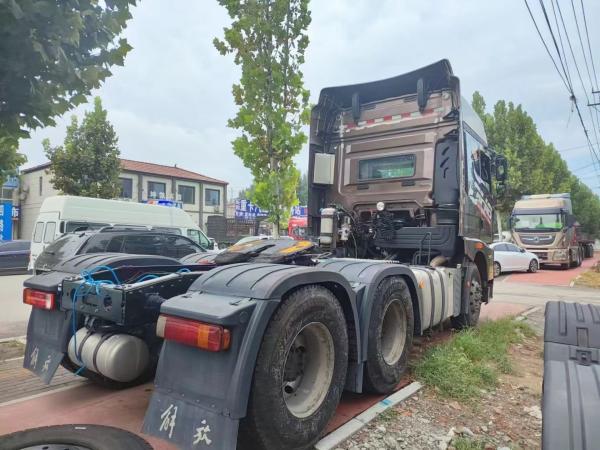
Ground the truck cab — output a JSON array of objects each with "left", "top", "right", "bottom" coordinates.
[
  {"left": 511, "top": 193, "right": 582, "bottom": 268},
  {"left": 308, "top": 60, "right": 506, "bottom": 291}
]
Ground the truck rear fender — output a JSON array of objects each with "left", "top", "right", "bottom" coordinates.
[{"left": 142, "top": 263, "right": 359, "bottom": 450}]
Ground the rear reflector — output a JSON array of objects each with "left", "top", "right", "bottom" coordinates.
[
  {"left": 23, "top": 288, "right": 56, "bottom": 310},
  {"left": 156, "top": 315, "right": 231, "bottom": 352}
]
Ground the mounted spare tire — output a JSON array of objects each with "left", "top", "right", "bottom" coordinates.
[
  {"left": 0, "top": 424, "right": 153, "bottom": 450},
  {"left": 363, "top": 277, "right": 414, "bottom": 394},
  {"left": 238, "top": 285, "right": 348, "bottom": 450}
]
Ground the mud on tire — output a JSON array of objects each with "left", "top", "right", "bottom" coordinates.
[
  {"left": 363, "top": 277, "right": 414, "bottom": 394},
  {"left": 238, "top": 285, "right": 348, "bottom": 450}
]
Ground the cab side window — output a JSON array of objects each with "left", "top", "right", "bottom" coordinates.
[{"left": 464, "top": 130, "right": 491, "bottom": 192}]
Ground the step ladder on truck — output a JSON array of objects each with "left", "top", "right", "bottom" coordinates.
[{"left": 20, "top": 60, "right": 507, "bottom": 450}]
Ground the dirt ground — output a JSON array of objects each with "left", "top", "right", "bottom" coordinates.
[{"left": 336, "top": 312, "right": 545, "bottom": 450}]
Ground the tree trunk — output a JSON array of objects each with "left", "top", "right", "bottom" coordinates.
[{"left": 272, "top": 214, "right": 280, "bottom": 238}]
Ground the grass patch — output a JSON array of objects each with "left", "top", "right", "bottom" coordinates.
[
  {"left": 453, "top": 437, "right": 486, "bottom": 450},
  {"left": 574, "top": 264, "right": 600, "bottom": 288},
  {"left": 415, "top": 318, "right": 534, "bottom": 400}
]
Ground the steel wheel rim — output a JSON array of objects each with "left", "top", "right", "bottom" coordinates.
[
  {"left": 283, "top": 322, "right": 335, "bottom": 418},
  {"left": 381, "top": 299, "right": 407, "bottom": 365},
  {"left": 530, "top": 260, "right": 538, "bottom": 272},
  {"left": 494, "top": 262, "right": 501, "bottom": 277}
]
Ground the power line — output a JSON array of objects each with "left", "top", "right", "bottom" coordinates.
[
  {"left": 557, "top": 141, "right": 600, "bottom": 152},
  {"left": 553, "top": 0, "right": 600, "bottom": 171},
  {"left": 524, "top": 0, "right": 600, "bottom": 185},
  {"left": 580, "top": 0, "right": 599, "bottom": 91},
  {"left": 524, "top": 0, "right": 571, "bottom": 92}
]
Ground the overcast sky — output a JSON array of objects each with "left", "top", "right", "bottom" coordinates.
[{"left": 18, "top": 0, "right": 600, "bottom": 196}]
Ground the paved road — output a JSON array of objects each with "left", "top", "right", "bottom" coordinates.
[{"left": 0, "top": 274, "right": 30, "bottom": 339}]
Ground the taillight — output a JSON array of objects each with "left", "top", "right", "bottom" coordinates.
[
  {"left": 156, "top": 315, "right": 231, "bottom": 352},
  {"left": 23, "top": 288, "right": 56, "bottom": 310}
]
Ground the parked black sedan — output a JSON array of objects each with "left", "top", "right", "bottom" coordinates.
[
  {"left": 34, "top": 229, "right": 205, "bottom": 273},
  {"left": 0, "top": 240, "right": 30, "bottom": 274}
]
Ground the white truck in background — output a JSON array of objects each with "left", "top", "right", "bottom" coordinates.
[{"left": 29, "top": 195, "right": 215, "bottom": 269}]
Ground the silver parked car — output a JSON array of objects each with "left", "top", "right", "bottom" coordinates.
[{"left": 491, "top": 242, "right": 539, "bottom": 277}]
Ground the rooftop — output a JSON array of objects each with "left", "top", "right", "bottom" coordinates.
[{"left": 21, "top": 159, "right": 227, "bottom": 185}]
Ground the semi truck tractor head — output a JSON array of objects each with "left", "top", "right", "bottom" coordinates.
[{"left": 308, "top": 59, "right": 506, "bottom": 265}]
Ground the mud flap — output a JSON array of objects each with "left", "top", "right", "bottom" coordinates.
[
  {"left": 543, "top": 301, "right": 600, "bottom": 449},
  {"left": 142, "top": 389, "right": 238, "bottom": 449},
  {"left": 22, "top": 308, "right": 72, "bottom": 384}
]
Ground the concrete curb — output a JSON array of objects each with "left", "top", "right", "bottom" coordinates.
[{"left": 315, "top": 381, "right": 422, "bottom": 450}]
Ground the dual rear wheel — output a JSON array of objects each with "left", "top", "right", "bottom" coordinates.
[{"left": 240, "top": 279, "right": 414, "bottom": 450}]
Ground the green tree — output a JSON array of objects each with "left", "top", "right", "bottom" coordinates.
[
  {"left": 473, "top": 91, "right": 600, "bottom": 236},
  {"left": 0, "top": 141, "right": 26, "bottom": 185},
  {"left": 214, "top": 0, "right": 311, "bottom": 236},
  {"left": 297, "top": 172, "right": 308, "bottom": 205},
  {"left": 44, "top": 97, "right": 121, "bottom": 198},
  {"left": 0, "top": 0, "right": 135, "bottom": 179}
]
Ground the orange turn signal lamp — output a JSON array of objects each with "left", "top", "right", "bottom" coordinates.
[{"left": 156, "top": 314, "right": 231, "bottom": 352}]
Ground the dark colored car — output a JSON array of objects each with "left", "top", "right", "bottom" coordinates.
[
  {"left": 34, "top": 230, "right": 205, "bottom": 273},
  {"left": 0, "top": 240, "right": 30, "bottom": 274}
]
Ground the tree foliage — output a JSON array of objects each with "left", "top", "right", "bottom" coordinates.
[
  {"left": 0, "top": 0, "right": 135, "bottom": 180},
  {"left": 214, "top": 0, "right": 311, "bottom": 235},
  {"left": 297, "top": 172, "right": 308, "bottom": 205},
  {"left": 44, "top": 97, "right": 121, "bottom": 198},
  {"left": 473, "top": 91, "right": 600, "bottom": 236}
]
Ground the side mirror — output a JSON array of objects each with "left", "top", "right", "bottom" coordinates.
[
  {"left": 566, "top": 214, "right": 576, "bottom": 227},
  {"left": 520, "top": 248, "right": 526, "bottom": 253},
  {"left": 494, "top": 156, "right": 508, "bottom": 182}
]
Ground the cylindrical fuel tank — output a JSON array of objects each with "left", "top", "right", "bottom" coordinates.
[{"left": 68, "top": 328, "right": 149, "bottom": 382}]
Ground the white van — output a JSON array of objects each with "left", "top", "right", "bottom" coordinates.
[{"left": 29, "top": 195, "right": 213, "bottom": 269}]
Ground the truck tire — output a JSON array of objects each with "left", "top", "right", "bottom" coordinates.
[
  {"left": 0, "top": 424, "right": 153, "bottom": 450},
  {"left": 363, "top": 277, "right": 414, "bottom": 394},
  {"left": 451, "top": 263, "right": 482, "bottom": 329},
  {"left": 238, "top": 285, "right": 348, "bottom": 450}
]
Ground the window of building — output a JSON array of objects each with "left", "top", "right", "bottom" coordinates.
[
  {"left": 0, "top": 188, "right": 13, "bottom": 201},
  {"left": 358, "top": 155, "right": 416, "bottom": 181},
  {"left": 147, "top": 181, "right": 166, "bottom": 199},
  {"left": 43, "top": 222, "right": 56, "bottom": 243},
  {"left": 120, "top": 178, "right": 133, "bottom": 199},
  {"left": 178, "top": 185, "right": 195, "bottom": 204},
  {"left": 205, "top": 188, "right": 220, "bottom": 206},
  {"left": 39, "top": 176, "right": 43, "bottom": 196}
]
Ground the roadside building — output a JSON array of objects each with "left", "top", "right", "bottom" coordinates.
[{"left": 17, "top": 159, "right": 228, "bottom": 239}]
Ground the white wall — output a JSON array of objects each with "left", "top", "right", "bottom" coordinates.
[{"left": 19, "top": 169, "right": 58, "bottom": 239}]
